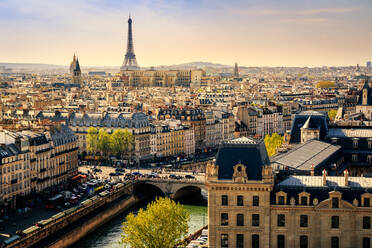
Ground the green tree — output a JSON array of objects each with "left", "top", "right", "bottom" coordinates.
[
  {"left": 86, "top": 127, "right": 98, "bottom": 155},
  {"left": 265, "top": 133, "right": 283, "bottom": 157},
  {"left": 110, "top": 129, "right": 133, "bottom": 158},
  {"left": 121, "top": 197, "right": 190, "bottom": 248},
  {"left": 97, "top": 128, "right": 111, "bottom": 157},
  {"left": 328, "top": 109, "right": 338, "bottom": 121}
]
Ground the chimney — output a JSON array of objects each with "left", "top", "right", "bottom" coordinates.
[
  {"left": 310, "top": 164, "right": 314, "bottom": 176},
  {"left": 322, "top": 169, "right": 327, "bottom": 186},
  {"left": 344, "top": 169, "right": 349, "bottom": 186}
]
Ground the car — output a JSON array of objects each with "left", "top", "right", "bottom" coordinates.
[
  {"left": 169, "top": 174, "right": 177, "bottom": 179},
  {"left": 115, "top": 168, "right": 125, "bottom": 172},
  {"left": 109, "top": 172, "right": 117, "bottom": 177},
  {"left": 185, "top": 175, "right": 195, "bottom": 179},
  {"left": 15, "top": 209, "right": 24, "bottom": 216},
  {"left": 115, "top": 172, "right": 124, "bottom": 176}
]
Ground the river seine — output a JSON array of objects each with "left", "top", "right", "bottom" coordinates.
[{"left": 71, "top": 202, "right": 208, "bottom": 248}]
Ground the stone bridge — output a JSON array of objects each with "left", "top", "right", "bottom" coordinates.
[{"left": 133, "top": 178, "right": 206, "bottom": 200}]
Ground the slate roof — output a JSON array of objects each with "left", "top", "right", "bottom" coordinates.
[
  {"left": 290, "top": 111, "right": 328, "bottom": 143},
  {"left": 327, "top": 128, "right": 372, "bottom": 139},
  {"left": 357, "top": 79, "right": 372, "bottom": 105},
  {"left": 277, "top": 175, "right": 372, "bottom": 188},
  {"left": 273, "top": 175, "right": 372, "bottom": 205},
  {"left": 216, "top": 137, "right": 269, "bottom": 180},
  {"left": 271, "top": 140, "right": 341, "bottom": 171}
]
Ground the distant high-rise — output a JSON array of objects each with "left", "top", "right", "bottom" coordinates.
[
  {"left": 234, "top": 62, "right": 239, "bottom": 78},
  {"left": 121, "top": 15, "right": 139, "bottom": 71},
  {"left": 70, "top": 54, "right": 82, "bottom": 85},
  {"left": 367, "top": 61, "right": 371, "bottom": 69}
]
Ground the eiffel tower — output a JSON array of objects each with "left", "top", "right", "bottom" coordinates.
[{"left": 121, "top": 15, "right": 140, "bottom": 71}]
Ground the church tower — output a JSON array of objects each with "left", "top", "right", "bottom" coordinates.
[
  {"left": 70, "top": 54, "right": 82, "bottom": 85},
  {"left": 234, "top": 62, "right": 239, "bottom": 78}
]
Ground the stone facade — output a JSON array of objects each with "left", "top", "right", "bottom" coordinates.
[{"left": 206, "top": 137, "right": 372, "bottom": 248}]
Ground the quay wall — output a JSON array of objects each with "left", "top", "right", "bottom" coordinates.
[{"left": 48, "top": 195, "right": 138, "bottom": 248}]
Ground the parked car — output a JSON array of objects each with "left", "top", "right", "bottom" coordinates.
[{"left": 185, "top": 175, "right": 195, "bottom": 179}]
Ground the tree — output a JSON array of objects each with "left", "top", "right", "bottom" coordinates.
[
  {"left": 97, "top": 128, "right": 111, "bottom": 157},
  {"left": 86, "top": 127, "right": 98, "bottom": 155},
  {"left": 121, "top": 197, "right": 190, "bottom": 248},
  {"left": 110, "top": 129, "right": 133, "bottom": 158},
  {"left": 265, "top": 133, "right": 283, "bottom": 157},
  {"left": 328, "top": 109, "right": 338, "bottom": 121},
  {"left": 316, "top": 81, "right": 336, "bottom": 88}
]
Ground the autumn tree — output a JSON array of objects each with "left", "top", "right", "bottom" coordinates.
[
  {"left": 121, "top": 197, "right": 190, "bottom": 248},
  {"left": 265, "top": 133, "right": 283, "bottom": 157},
  {"left": 316, "top": 81, "right": 336, "bottom": 88},
  {"left": 97, "top": 128, "right": 111, "bottom": 157},
  {"left": 86, "top": 127, "right": 98, "bottom": 155},
  {"left": 110, "top": 129, "right": 133, "bottom": 158},
  {"left": 328, "top": 109, "right": 338, "bottom": 121}
]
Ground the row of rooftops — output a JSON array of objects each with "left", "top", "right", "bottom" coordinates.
[{"left": 0, "top": 125, "right": 77, "bottom": 160}]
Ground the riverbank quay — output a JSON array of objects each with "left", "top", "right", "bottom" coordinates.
[
  {"left": 3, "top": 182, "right": 136, "bottom": 248},
  {"left": 177, "top": 225, "right": 208, "bottom": 248}
]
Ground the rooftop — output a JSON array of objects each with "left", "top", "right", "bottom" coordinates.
[
  {"left": 271, "top": 140, "right": 341, "bottom": 171},
  {"left": 277, "top": 175, "right": 372, "bottom": 189}
]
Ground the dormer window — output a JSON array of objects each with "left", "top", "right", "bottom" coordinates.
[
  {"left": 298, "top": 192, "right": 310, "bottom": 206},
  {"left": 361, "top": 194, "right": 372, "bottom": 207},
  {"left": 276, "top": 191, "right": 287, "bottom": 205},
  {"left": 332, "top": 197, "right": 339, "bottom": 208},
  {"left": 353, "top": 139, "right": 359, "bottom": 149}
]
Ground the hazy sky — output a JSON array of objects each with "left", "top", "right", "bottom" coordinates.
[{"left": 1, "top": 0, "right": 372, "bottom": 67}]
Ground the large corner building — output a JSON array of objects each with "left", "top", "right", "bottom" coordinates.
[{"left": 206, "top": 137, "right": 372, "bottom": 248}]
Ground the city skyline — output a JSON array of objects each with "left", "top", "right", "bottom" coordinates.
[{"left": 1, "top": 0, "right": 372, "bottom": 67}]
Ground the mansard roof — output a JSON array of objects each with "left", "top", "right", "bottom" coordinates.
[{"left": 216, "top": 137, "right": 269, "bottom": 180}]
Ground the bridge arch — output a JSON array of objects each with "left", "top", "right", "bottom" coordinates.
[{"left": 133, "top": 182, "right": 165, "bottom": 199}]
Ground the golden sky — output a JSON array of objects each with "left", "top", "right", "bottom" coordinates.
[{"left": 1, "top": 0, "right": 372, "bottom": 67}]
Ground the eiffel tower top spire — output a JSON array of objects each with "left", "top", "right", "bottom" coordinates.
[{"left": 121, "top": 15, "right": 139, "bottom": 71}]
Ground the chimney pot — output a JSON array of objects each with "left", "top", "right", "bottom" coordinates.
[
  {"left": 344, "top": 169, "right": 349, "bottom": 186},
  {"left": 322, "top": 169, "right": 327, "bottom": 186}
]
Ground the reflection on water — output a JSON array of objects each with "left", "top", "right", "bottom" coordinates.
[{"left": 71, "top": 201, "right": 207, "bottom": 248}]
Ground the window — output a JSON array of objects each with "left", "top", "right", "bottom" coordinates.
[
  {"left": 300, "top": 215, "right": 308, "bottom": 227},
  {"left": 277, "top": 235, "right": 285, "bottom": 248},
  {"left": 237, "top": 195, "right": 243, "bottom": 206},
  {"left": 365, "top": 198, "right": 371, "bottom": 207},
  {"left": 331, "top": 216, "right": 339, "bottom": 228},
  {"left": 300, "top": 235, "right": 308, "bottom": 248},
  {"left": 331, "top": 237, "right": 339, "bottom": 248},
  {"left": 352, "top": 154, "right": 358, "bottom": 163},
  {"left": 332, "top": 197, "right": 339, "bottom": 208},
  {"left": 252, "top": 214, "right": 260, "bottom": 227},
  {"left": 252, "top": 234, "right": 259, "bottom": 248},
  {"left": 237, "top": 214, "right": 244, "bottom": 226},
  {"left": 221, "top": 213, "right": 228, "bottom": 226},
  {"left": 253, "top": 196, "right": 259, "bottom": 206},
  {"left": 301, "top": 196, "right": 308, "bottom": 205},
  {"left": 236, "top": 234, "right": 244, "bottom": 248},
  {"left": 222, "top": 195, "right": 228, "bottom": 206},
  {"left": 278, "top": 196, "right": 285, "bottom": 205},
  {"left": 353, "top": 139, "right": 358, "bottom": 149},
  {"left": 368, "top": 155, "right": 372, "bottom": 164},
  {"left": 363, "top": 237, "right": 371, "bottom": 248},
  {"left": 221, "top": 234, "right": 228, "bottom": 248},
  {"left": 363, "top": 216, "right": 371, "bottom": 229},
  {"left": 369, "top": 140, "right": 372, "bottom": 149},
  {"left": 277, "top": 214, "right": 285, "bottom": 227}
]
